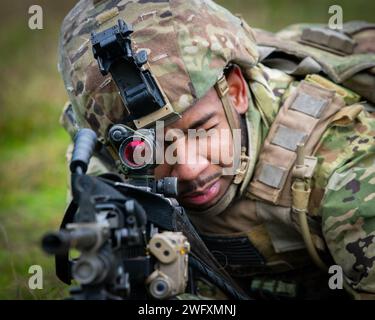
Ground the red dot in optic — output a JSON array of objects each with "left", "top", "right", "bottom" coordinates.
[{"left": 124, "top": 140, "right": 146, "bottom": 167}]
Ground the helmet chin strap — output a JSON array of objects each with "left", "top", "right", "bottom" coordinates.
[
  {"left": 214, "top": 75, "right": 250, "bottom": 186},
  {"left": 186, "top": 75, "right": 251, "bottom": 218}
]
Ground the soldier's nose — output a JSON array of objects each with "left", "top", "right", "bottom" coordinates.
[
  {"left": 170, "top": 138, "right": 210, "bottom": 181},
  {"left": 171, "top": 155, "right": 210, "bottom": 182}
]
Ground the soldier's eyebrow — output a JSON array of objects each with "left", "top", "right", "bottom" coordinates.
[{"left": 188, "top": 112, "right": 217, "bottom": 130}]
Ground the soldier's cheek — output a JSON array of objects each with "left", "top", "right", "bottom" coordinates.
[{"left": 205, "top": 131, "right": 234, "bottom": 169}]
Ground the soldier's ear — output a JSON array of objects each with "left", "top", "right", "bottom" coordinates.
[{"left": 227, "top": 65, "right": 249, "bottom": 115}]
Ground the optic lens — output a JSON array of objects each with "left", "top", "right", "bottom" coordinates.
[
  {"left": 121, "top": 139, "right": 150, "bottom": 169},
  {"left": 119, "top": 132, "right": 155, "bottom": 171},
  {"left": 120, "top": 140, "right": 152, "bottom": 169}
]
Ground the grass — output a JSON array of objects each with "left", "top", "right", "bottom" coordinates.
[
  {"left": 0, "top": 1, "right": 75, "bottom": 300},
  {"left": 0, "top": 0, "right": 373, "bottom": 300},
  {"left": 0, "top": 124, "right": 70, "bottom": 299}
]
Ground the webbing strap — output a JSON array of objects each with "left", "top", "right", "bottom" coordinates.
[
  {"left": 215, "top": 75, "right": 240, "bottom": 132},
  {"left": 215, "top": 75, "right": 250, "bottom": 185}
]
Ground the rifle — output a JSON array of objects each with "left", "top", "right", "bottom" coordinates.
[{"left": 42, "top": 128, "right": 249, "bottom": 300}]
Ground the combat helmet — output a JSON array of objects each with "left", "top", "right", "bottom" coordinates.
[{"left": 59, "top": 0, "right": 259, "bottom": 138}]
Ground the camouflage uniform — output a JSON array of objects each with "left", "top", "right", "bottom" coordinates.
[{"left": 58, "top": 0, "right": 375, "bottom": 299}]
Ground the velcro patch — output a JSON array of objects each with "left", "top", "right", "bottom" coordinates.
[
  {"left": 271, "top": 125, "right": 307, "bottom": 151},
  {"left": 291, "top": 92, "right": 328, "bottom": 118},
  {"left": 258, "top": 163, "right": 287, "bottom": 189}
]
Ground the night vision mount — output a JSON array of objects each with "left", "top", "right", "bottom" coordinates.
[
  {"left": 91, "top": 19, "right": 178, "bottom": 128},
  {"left": 91, "top": 20, "right": 179, "bottom": 195}
]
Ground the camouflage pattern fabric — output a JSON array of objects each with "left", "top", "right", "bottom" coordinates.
[
  {"left": 315, "top": 110, "right": 375, "bottom": 292},
  {"left": 58, "top": 0, "right": 258, "bottom": 143},
  {"left": 58, "top": 0, "right": 375, "bottom": 297},
  {"left": 265, "top": 68, "right": 375, "bottom": 293},
  {"left": 255, "top": 24, "right": 375, "bottom": 105}
]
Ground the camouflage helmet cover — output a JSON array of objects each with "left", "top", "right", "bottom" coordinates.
[{"left": 59, "top": 0, "right": 259, "bottom": 142}]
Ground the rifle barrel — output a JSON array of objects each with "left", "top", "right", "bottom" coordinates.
[{"left": 42, "top": 229, "right": 98, "bottom": 255}]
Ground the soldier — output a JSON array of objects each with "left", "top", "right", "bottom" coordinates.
[{"left": 58, "top": 0, "right": 375, "bottom": 299}]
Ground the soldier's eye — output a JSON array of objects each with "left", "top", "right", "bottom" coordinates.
[{"left": 207, "top": 123, "right": 219, "bottom": 130}]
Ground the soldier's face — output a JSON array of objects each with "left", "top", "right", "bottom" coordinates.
[{"left": 155, "top": 67, "right": 249, "bottom": 210}]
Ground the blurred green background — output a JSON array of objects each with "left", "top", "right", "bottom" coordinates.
[{"left": 0, "top": 0, "right": 374, "bottom": 300}]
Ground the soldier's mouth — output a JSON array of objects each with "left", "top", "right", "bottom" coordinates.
[{"left": 179, "top": 179, "right": 221, "bottom": 207}]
